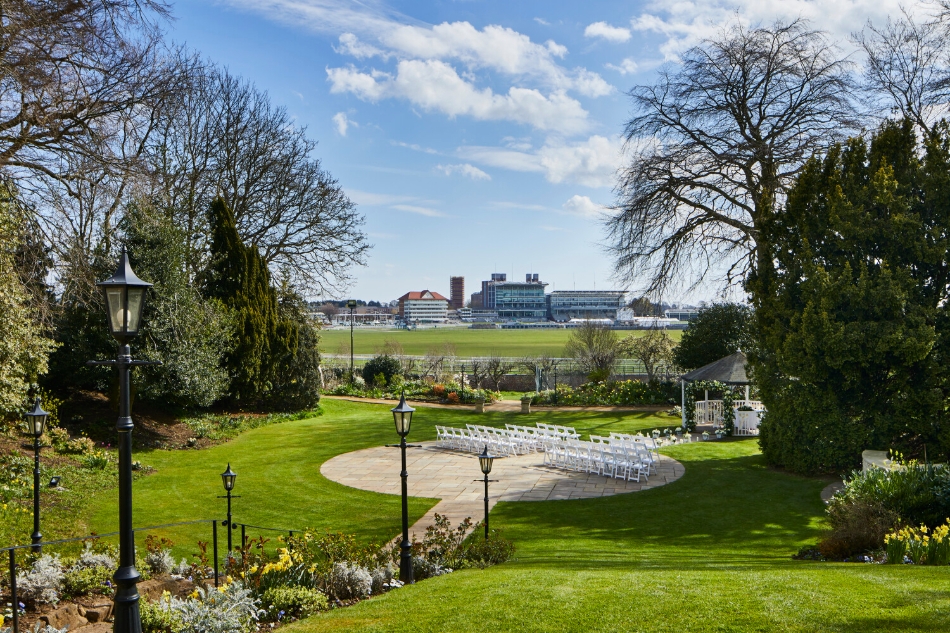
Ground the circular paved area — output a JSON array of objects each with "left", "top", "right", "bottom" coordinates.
[{"left": 321, "top": 442, "right": 685, "bottom": 539}]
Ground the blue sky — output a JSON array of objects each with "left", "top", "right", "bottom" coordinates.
[{"left": 167, "top": 0, "right": 920, "bottom": 303}]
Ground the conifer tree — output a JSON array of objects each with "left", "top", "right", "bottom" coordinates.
[
  {"left": 204, "top": 197, "right": 295, "bottom": 404},
  {"left": 750, "top": 120, "right": 950, "bottom": 473}
]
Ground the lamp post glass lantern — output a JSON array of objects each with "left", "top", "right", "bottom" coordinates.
[
  {"left": 94, "top": 247, "right": 155, "bottom": 633},
  {"left": 391, "top": 392, "right": 415, "bottom": 583},
  {"left": 25, "top": 397, "right": 48, "bottom": 552},
  {"left": 478, "top": 446, "right": 496, "bottom": 540},
  {"left": 220, "top": 464, "right": 237, "bottom": 552}
]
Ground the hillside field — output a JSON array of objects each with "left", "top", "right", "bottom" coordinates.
[{"left": 319, "top": 327, "right": 683, "bottom": 357}]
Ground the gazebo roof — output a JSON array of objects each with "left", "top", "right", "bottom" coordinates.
[{"left": 680, "top": 351, "right": 750, "bottom": 385}]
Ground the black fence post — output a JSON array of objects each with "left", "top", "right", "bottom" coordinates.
[
  {"left": 241, "top": 524, "right": 246, "bottom": 550},
  {"left": 212, "top": 520, "right": 219, "bottom": 588},
  {"left": 9, "top": 549, "right": 19, "bottom": 633}
]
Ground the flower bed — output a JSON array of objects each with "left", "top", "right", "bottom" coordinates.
[{"left": 327, "top": 379, "right": 498, "bottom": 405}]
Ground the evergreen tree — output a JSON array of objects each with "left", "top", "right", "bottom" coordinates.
[
  {"left": 122, "top": 203, "right": 233, "bottom": 408},
  {"left": 0, "top": 182, "right": 56, "bottom": 419},
  {"left": 203, "top": 197, "right": 295, "bottom": 404},
  {"left": 673, "top": 304, "right": 753, "bottom": 371},
  {"left": 750, "top": 120, "right": 950, "bottom": 474}
]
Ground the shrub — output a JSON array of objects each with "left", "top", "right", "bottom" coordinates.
[
  {"left": 52, "top": 434, "right": 96, "bottom": 455},
  {"left": 171, "top": 581, "right": 262, "bottom": 633},
  {"left": 462, "top": 530, "right": 516, "bottom": 568},
  {"left": 327, "top": 562, "right": 372, "bottom": 600},
  {"left": 145, "top": 535, "right": 176, "bottom": 575},
  {"left": 141, "top": 593, "right": 184, "bottom": 633},
  {"left": 834, "top": 460, "right": 950, "bottom": 528},
  {"left": 818, "top": 500, "right": 899, "bottom": 560},
  {"left": 369, "top": 564, "right": 395, "bottom": 594},
  {"left": 260, "top": 585, "right": 328, "bottom": 620},
  {"left": 62, "top": 565, "right": 113, "bottom": 598},
  {"left": 16, "top": 554, "right": 64, "bottom": 605},
  {"left": 1, "top": 623, "right": 68, "bottom": 633},
  {"left": 81, "top": 449, "right": 112, "bottom": 469},
  {"left": 361, "top": 354, "right": 402, "bottom": 388}
]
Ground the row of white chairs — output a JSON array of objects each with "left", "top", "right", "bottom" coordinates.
[
  {"left": 543, "top": 439, "right": 652, "bottom": 482},
  {"left": 435, "top": 423, "right": 580, "bottom": 456}
]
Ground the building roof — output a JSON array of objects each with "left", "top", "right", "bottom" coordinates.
[
  {"left": 398, "top": 290, "right": 448, "bottom": 301},
  {"left": 680, "top": 351, "right": 750, "bottom": 384}
]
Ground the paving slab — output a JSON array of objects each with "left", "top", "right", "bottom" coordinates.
[{"left": 321, "top": 441, "right": 684, "bottom": 540}]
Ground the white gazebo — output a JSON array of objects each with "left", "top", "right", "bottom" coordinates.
[{"left": 679, "top": 351, "right": 765, "bottom": 435}]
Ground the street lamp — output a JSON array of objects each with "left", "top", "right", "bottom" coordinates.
[
  {"left": 347, "top": 299, "right": 357, "bottom": 382},
  {"left": 89, "top": 247, "right": 158, "bottom": 633},
  {"left": 219, "top": 464, "right": 240, "bottom": 553},
  {"left": 390, "top": 392, "right": 415, "bottom": 583},
  {"left": 478, "top": 446, "right": 497, "bottom": 540},
  {"left": 24, "top": 397, "right": 48, "bottom": 553}
]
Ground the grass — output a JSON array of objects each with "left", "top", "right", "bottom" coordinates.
[
  {"left": 70, "top": 400, "right": 949, "bottom": 632},
  {"left": 319, "top": 327, "right": 682, "bottom": 358}
]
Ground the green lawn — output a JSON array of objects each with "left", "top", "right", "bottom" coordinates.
[
  {"left": 81, "top": 401, "right": 949, "bottom": 632},
  {"left": 319, "top": 327, "right": 682, "bottom": 358}
]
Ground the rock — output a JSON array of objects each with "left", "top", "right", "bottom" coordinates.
[
  {"left": 75, "top": 622, "right": 113, "bottom": 633},
  {"left": 81, "top": 604, "right": 112, "bottom": 623},
  {"left": 138, "top": 576, "right": 193, "bottom": 600},
  {"left": 40, "top": 603, "right": 88, "bottom": 630}
]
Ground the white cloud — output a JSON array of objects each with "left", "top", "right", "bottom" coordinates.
[
  {"left": 562, "top": 195, "right": 606, "bottom": 218},
  {"left": 392, "top": 204, "right": 447, "bottom": 217},
  {"left": 459, "top": 135, "right": 624, "bottom": 187},
  {"left": 335, "top": 33, "right": 387, "bottom": 59},
  {"left": 327, "top": 60, "right": 591, "bottom": 133},
  {"left": 332, "top": 111, "right": 356, "bottom": 136},
  {"left": 584, "top": 21, "right": 632, "bottom": 42},
  {"left": 436, "top": 163, "right": 491, "bottom": 180},
  {"left": 631, "top": 0, "right": 921, "bottom": 61},
  {"left": 534, "top": 17, "right": 550, "bottom": 26},
  {"left": 606, "top": 58, "right": 639, "bottom": 75}
]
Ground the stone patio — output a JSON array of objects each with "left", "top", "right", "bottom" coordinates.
[{"left": 321, "top": 442, "right": 685, "bottom": 539}]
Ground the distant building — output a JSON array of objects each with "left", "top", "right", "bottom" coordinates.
[
  {"left": 547, "top": 290, "right": 627, "bottom": 321},
  {"left": 665, "top": 309, "right": 700, "bottom": 321},
  {"left": 470, "top": 291, "right": 483, "bottom": 309},
  {"left": 397, "top": 290, "right": 449, "bottom": 322},
  {"left": 480, "top": 273, "right": 548, "bottom": 320},
  {"left": 449, "top": 276, "right": 465, "bottom": 309}
]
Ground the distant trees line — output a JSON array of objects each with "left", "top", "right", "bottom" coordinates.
[
  {"left": 0, "top": 1, "right": 368, "bottom": 416},
  {"left": 608, "top": 7, "right": 950, "bottom": 473}
]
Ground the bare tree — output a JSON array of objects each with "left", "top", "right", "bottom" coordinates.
[
  {"left": 484, "top": 354, "right": 514, "bottom": 392},
  {"left": 856, "top": 10, "right": 950, "bottom": 135},
  {"left": 0, "top": 1, "right": 177, "bottom": 184},
  {"left": 564, "top": 322, "right": 618, "bottom": 382},
  {"left": 147, "top": 65, "right": 369, "bottom": 293},
  {"left": 468, "top": 358, "right": 486, "bottom": 390},
  {"left": 620, "top": 329, "right": 676, "bottom": 384},
  {"left": 606, "top": 20, "right": 856, "bottom": 295}
]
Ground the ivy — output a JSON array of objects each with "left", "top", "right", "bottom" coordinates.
[{"left": 684, "top": 380, "right": 741, "bottom": 433}]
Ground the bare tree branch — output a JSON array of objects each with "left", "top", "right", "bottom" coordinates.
[{"left": 606, "top": 20, "right": 857, "bottom": 296}]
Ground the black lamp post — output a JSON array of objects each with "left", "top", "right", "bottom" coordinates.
[
  {"left": 24, "top": 397, "right": 48, "bottom": 553},
  {"left": 89, "top": 247, "right": 158, "bottom": 633},
  {"left": 219, "top": 464, "right": 239, "bottom": 553},
  {"left": 347, "top": 299, "right": 357, "bottom": 382},
  {"left": 391, "top": 393, "right": 415, "bottom": 583},
  {"left": 478, "top": 446, "right": 497, "bottom": 540}
]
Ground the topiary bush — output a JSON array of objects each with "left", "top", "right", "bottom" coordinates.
[{"left": 361, "top": 355, "right": 401, "bottom": 387}]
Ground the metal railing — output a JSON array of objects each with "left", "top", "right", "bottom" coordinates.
[{"left": 2, "top": 518, "right": 303, "bottom": 633}]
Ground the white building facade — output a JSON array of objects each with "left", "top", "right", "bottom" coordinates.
[{"left": 398, "top": 290, "right": 449, "bottom": 322}]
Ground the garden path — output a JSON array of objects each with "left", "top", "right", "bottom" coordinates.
[
  {"left": 320, "top": 394, "right": 667, "bottom": 413},
  {"left": 321, "top": 441, "right": 684, "bottom": 540}
]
